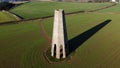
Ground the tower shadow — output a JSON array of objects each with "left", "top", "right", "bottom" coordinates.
[{"left": 67, "top": 19, "right": 111, "bottom": 56}]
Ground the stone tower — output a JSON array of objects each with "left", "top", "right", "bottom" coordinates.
[{"left": 51, "top": 9, "right": 68, "bottom": 59}]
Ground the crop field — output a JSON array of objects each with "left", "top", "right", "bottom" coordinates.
[
  {"left": 10, "top": 2, "right": 111, "bottom": 19},
  {"left": 0, "top": 2, "right": 120, "bottom": 68},
  {"left": 0, "top": 11, "right": 16, "bottom": 22}
]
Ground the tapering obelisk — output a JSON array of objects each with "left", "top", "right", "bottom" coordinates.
[{"left": 51, "top": 9, "right": 68, "bottom": 59}]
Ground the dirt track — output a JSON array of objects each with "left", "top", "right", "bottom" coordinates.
[{"left": 39, "top": 19, "right": 52, "bottom": 45}]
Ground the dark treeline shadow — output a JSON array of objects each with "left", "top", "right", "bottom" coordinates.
[{"left": 67, "top": 19, "right": 111, "bottom": 56}]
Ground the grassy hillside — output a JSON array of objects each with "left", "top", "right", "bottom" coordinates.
[
  {"left": 10, "top": 2, "right": 111, "bottom": 19},
  {"left": 1, "top": 2, "right": 120, "bottom": 68},
  {"left": 0, "top": 11, "right": 16, "bottom": 23},
  {"left": 1, "top": 12, "right": 120, "bottom": 68},
  {"left": 98, "top": 4, "right": 120, "bottom": 12}
]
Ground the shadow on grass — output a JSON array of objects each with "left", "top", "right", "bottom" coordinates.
[{"left": 67, "top": 19, "right": 111, "bottom": 56}]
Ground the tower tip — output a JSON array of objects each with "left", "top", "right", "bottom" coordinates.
[{"left": 55, "top": 9, "right": 64, "bottom": 11}]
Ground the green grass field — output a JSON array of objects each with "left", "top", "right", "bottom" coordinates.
[
  {"left": 10, "top": 2, "right": 111, "bottom": 19},
  {"left": 0, "top": 11, "right": 16, "bottom": 23},
  {"left": 0, "top": 2, "right": 120, "bottom": 68},
  {"left": 42, "top": 13, "right": 120, "bottom": 68},
  {"left": 98, "top": 3, "right": 120, "bottom": 12},
  {"left": 0, "top": 20, "right": 47, "bottom": 68}
]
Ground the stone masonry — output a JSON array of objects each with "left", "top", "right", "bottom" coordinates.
[{"left": 51, "top": 9, "right": 68, "bottom": 59}]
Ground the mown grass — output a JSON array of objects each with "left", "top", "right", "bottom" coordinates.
[
  {"left": 10, "top": 2, "right": 111, "bottom": 19},
  {"left": 42, "top": 13, "right": 120, "bottom": 68},
  {"left": 98, "top": 3, "right": 120, "bottom": 12},
  {"left": 0, "top": 2, "right": 120, "bottom": 68},
  {"left": 1, "top": 12, "right": 120, "bottom": 68},
  {"left": 43, "top": 13, "right": 108, "bottom": 39},
  {"left": 0, "top": 21, "right": 47, "bottom": 68},
  {"left": 0, "top": 11, "right": 16, "bottom": 22}
]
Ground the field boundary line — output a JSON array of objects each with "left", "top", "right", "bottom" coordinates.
[
  {"left": 3, "top": 10, "right": 22, "bottom": 20},
  {"left": 0, "top": 3, "right": 116, "bottom": 26}
]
